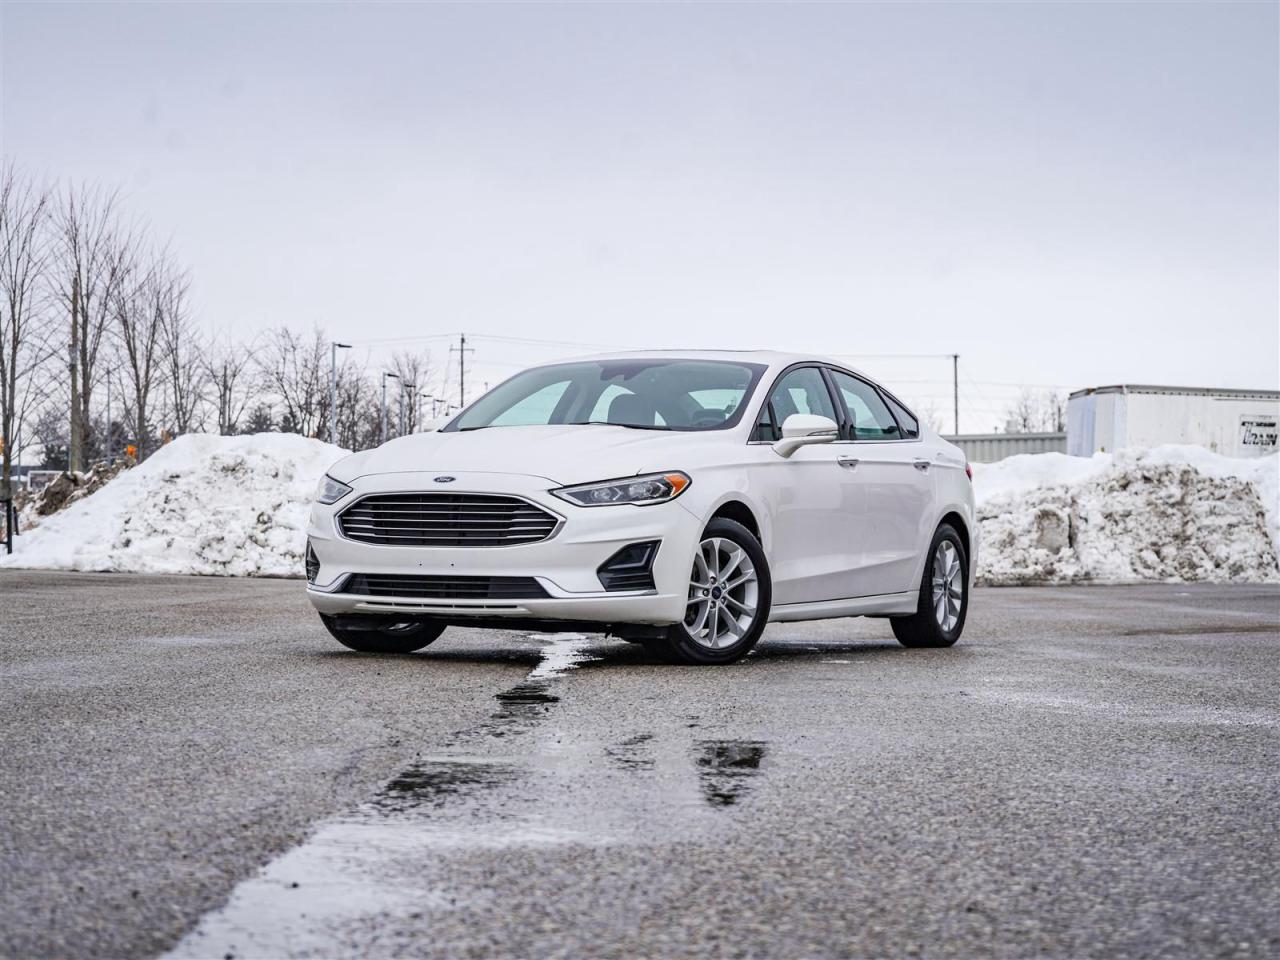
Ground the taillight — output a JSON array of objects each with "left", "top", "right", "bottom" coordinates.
[{"left": 965, "top": 462, "right": 973, "bottom": 481}]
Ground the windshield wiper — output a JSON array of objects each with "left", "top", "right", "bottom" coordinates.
[{"left": 566, "top": 421, "right": 674, "bottom": 431}]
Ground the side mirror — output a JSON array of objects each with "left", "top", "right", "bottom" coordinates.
[
  {"left": 420, "top": 416, "right": 449, "bottom": 433},
  {"left": 772, "top": 414, "right": 839, "bottom": 458}
]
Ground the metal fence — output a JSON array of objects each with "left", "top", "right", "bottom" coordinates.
[{"left": 941, "top": 432, "right": 1067, "bottom": 464}]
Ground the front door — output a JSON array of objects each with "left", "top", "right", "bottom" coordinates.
[{"left": 747, "top": 366, "right": 864, "bottom": 606}]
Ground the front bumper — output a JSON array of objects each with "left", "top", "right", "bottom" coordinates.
[{"left": 306, "top": 471, "right": 699, "bottom": 626}]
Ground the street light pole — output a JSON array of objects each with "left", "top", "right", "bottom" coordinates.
[
  {"left": 330, "top": 342, "right": 352, "bottom": 445},
  {"left": 952, "top": 353, "right": 959, "bottom": 436}
]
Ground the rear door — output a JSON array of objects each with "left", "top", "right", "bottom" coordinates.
[{"left": 827, "top": 369, "right": 935, "bottom": 597}]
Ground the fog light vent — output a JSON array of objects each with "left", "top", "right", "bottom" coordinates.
[
  {"left": 597, "top": 540, "right": 660, "bottom": 592},
  {"left": 305, "top": 541, "right": 320, "bottom": 584}
]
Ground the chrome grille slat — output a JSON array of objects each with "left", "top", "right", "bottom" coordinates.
[{"left": 338, "top": 492, "right": 559, "bottom": 547}]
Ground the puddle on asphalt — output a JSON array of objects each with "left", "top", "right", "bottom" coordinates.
[
  {"left": 605, "top": 733, "right": 656, "bottom": 771},
  {"left": 166, "top": 635, "right": 773, "bottom": 958},
  {"left": 367, "top": 758, "right": 521, "bottom": 816},
  {"left": 694, "top": 739, "right": 768, "bottom": 808},
  {"left": 470, "top": 633, "right": 594, "bottom": 739}
]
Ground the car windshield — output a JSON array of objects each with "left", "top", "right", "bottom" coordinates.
[{"left": 446, "top": 358, "right": 767, "bottom": 433}]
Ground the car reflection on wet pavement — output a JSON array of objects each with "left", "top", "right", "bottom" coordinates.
[
  {"left": 165, "top": 634, "right": 776, "bottom": 958},
  {"left": 695, "top": 740, "right": 768, "bottom": 807}
]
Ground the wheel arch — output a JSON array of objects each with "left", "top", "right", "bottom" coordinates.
[
  {"left": 708, "top": 498, "right": 762, "bottom": 545},
  {"left": 938, "top": 510, "right": 971, "bottom": 561}
]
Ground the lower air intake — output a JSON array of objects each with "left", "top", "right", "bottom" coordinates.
[{"left": 342, "top": 574, "right": 549, "bottom": 600}]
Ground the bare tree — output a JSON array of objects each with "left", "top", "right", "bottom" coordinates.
[
  {"left": 52, "top": 183, "right": 134, "bottom": 471},
  {"left": 258, "top": 325, "right": 328, "bottom": 437},
  {"left": 334, "top": 362, "right": 378, "bottom": 451},
  {"left": 114, "top": 249, "right": 173, "bottom": 459},
  {"left": 0, "top": 162, "right": 53, "bottom": 490},
  {"left": 913, "top": 400, "right": 948, "bottom": 435},
  {"left": 157, "top": 270, "right": 207, "bottom": 436},
  {"left": 386, "top": 349, "right": 435, "bottom": 434},
  {"left": 1003, "top": 389, "right": 1068, "bottom": 434},
  {"left": 204, "top": 336, "right": 258, "bottom": 436},
  {"left": 29, "top": 405, "right": 69, "bottom": 469}
]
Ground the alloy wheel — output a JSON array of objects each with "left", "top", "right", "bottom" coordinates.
[
  {"left": 685, "top": 537, "right": 759, "bottom": 649},
  {"left": 931, "top": 541, "right": 964, "bottom": 632}
]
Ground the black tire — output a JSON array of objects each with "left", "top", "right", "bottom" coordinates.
[
  {"left": 320, "top": 614, "right": 445, "bottom": 654},
  {"left": 643, "top": 517, "right": 772, "bottom": 665},
  {"left": 891, "top": 523, "right": 969, "bottom": 648}
]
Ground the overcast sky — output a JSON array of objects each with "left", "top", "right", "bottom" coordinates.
[{"left": 3, "top": 1, "right": 1276, "bottom": 430}]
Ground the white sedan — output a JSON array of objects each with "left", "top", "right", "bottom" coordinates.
[{"left": 306, "top": 351, "right": 975, "bottom": 664}]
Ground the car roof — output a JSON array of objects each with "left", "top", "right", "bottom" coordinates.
[{"left": 543, "top": 349, "right": 873, "bottom": 379}]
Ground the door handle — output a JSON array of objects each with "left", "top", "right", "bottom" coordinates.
[
  {"left": 913, "top": 458, "right": 931, "bottom": 471},
  {"left": 837, "top": 456, "right": 859, "bottom": 469}
]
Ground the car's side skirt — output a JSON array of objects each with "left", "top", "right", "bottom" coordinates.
[{"left": 768, "top": 591, "right": 918, "bottom": 623}]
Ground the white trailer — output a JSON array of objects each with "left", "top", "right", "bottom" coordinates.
[{"left": 1067, "top": 384, "right": 1279, "bottom": 457}]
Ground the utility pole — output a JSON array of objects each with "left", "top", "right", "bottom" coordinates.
[
  {"left": 329, "top": 341, "right": 352, "bottom": 445},
  {"left": 380, "top": 371, "right": 400, "bottom": 444},
  {"left": 105, "top": 373, "right": 112, "bottom": 464},
  {"left": 450, "top": 333, "right": 475, "bottom": 408},
  {"left": 952, "top": 353, "right": 959, "bottom": 437},
  {"left": 69, "top": 274, "right": 82, "bottom": 474}
]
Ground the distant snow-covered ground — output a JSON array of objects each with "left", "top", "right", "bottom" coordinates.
[
  {"left": 1, "top": 434, "right": 345, "bottom": 577},
  {"left": 2, "top": 434, "right": 1276, "bottom": 584}
]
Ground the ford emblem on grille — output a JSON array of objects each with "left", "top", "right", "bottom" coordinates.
[{"left": 433, "top": 476, "right": 456, "bottom": 483}]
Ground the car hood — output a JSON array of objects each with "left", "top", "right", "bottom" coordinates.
[{"left": 329, "top": 424, "right": 728, "bottom": 487}]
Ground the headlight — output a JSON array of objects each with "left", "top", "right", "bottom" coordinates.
[
  {"left": 551, "top": 471, "right": 691, "bottom": 507},
  {"left": 315, "top": 475, "right": 353, "bottom": 505}
]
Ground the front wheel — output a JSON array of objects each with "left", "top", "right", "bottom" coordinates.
[
  {"left": 320, "top": 614, "right": 445, "bottom": 653},
  {"left": 891, "top": 523, "right": 969, "bottom": 648},
  {"left": 643, "top": 518, "right": 772, "bottom": 665}
]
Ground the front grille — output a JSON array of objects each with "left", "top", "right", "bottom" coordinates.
[
  {"left": 338, "top": 493, "right": 560, "bottom": 547},
  {"left": 342, "top": 574, "right": 549, "bottom": 600}
]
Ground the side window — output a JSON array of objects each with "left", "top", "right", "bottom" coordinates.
[
  {"left": 882, "top": 392, "right": 920, "bottom": 439},
  {"left": 830, "top": 371, "right": 901, "bottom": 441},
  {"left": 490, "top": 380, "right": 571, "bottom": 426},
  {"left": 754, "top": 367, "right": 838, "bottom": 441}
]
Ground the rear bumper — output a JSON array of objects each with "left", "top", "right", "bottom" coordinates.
[{"left": 306, "top": 470, "right": 700, "bottom": 626}]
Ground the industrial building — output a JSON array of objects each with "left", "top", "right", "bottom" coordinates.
[{"left": 1067, "top": 384, "right": 1278, "bottom": 458}]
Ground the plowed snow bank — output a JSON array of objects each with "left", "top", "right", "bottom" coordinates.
[
  {"left": 973, "top": 446, "right": 1279, "bottom": 584},
  {"left": 1, "top": 434, "right": 344, "bottom": 577},
  {"left": 3, "top": 436, "right": 1275, "bottom": 584}
]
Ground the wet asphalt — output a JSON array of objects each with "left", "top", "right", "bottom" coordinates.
[{"left": 2, "top": 572, "right": 1279, "bottom": 959}]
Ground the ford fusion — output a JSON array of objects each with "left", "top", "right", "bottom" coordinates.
[{"left": 307, "top": 351, "right": 976, "bottom": 665}]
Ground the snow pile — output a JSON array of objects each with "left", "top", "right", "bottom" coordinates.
[
  {"left": 16, "top": 461, "right": 127, "bottom": 532},
  {"left": 973, "top": 446, "right": 1279, "bottom": 584},
  {"left": 0, "top": 434, "right": 345, "bottom": 577},
  {"left": 3, "top": 433, "right": 1275, "bottom": 587}
]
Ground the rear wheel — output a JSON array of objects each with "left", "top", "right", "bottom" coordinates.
[
  {"left": 643, "top": 518, "right": 772, "bottom": 665},
  {"left": 320, "top": 614, "right": 445, "bottom": 653},
  {"left": 891, "top": 523, "right": 968, "bottom": 648}
]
